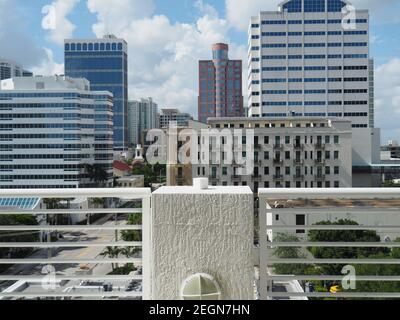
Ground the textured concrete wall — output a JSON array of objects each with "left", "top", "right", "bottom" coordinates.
[{"left": 148, "top": 187, "right": 254, "bottom": 300}]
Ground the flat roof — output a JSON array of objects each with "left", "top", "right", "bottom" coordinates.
[{"left": 153, "top": 186, "right": 253, "bottom": 195}]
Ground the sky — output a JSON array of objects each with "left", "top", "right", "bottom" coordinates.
[{"left": 1, "top": 0, "right": 400, "bottom": 142}]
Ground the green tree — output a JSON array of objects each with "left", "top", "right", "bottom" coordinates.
[
  {"left": 121, "top": 213, "right": 142, "bottom": 242},
  {"left": 100, "top": 246, "right": 121, "bottom": 271},
  {"left": 272, "top": 233, "right": 313, "bottom": 275},
  {"left": 85, "top": 164, "right": 108, "bottom": 186},
  {"left": 308, "top": 219, "right": 387, "bottom": 275}
]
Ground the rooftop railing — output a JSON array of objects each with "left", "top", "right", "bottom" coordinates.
[
  {"left": 0, "top": 188, "right": 151, "bottom": 300},
  {"left": 258, "top": 188, "right": 400, "bottom": 300}
]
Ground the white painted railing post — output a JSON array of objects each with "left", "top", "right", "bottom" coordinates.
[
  {"left": 259, "top": 200, "right": 269, "bottom": 300},
  {"left": 141, "top": 195, "right": 152, "bottom": 300}
]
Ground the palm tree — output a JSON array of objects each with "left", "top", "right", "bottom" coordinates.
[
  {"left": 84, "top": 164, "right": 108, "bottom": 187},
  {"left": 100, "top": 246, "right": 121, "bottom": 271}
]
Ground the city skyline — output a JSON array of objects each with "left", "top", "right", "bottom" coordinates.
[{"left": 0, "top": 0, "right": 400, "bottom": 141}]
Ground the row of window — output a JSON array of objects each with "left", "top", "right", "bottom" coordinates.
[
  {"left": 212, "top": 166, "right": 341, "bottom": 176},
  {"left": 261, "top": 101, "right": 368, "bottom": 106},
  {"left": 65, "top": 42, "right": 124, "bottom": 52},
  {"left": 0, "top": 93, "right": 111, "bottom": 99},
  {"left": 256, "top": 19, "right": 367, "bottom": 25},
  {"left": 257, "top": 30, "right": 367, "bottom": 37},
  {"left": 0, "top": 175, "right": 83, "bottom": 180},
  {"left": 0, "top": 144, "right": 93, "bottom": 150},
  {"left": 261, "top": 42, "right": 367, "bottom": 48},
  {"left": 0, "top": 113, "right": 96, "bottom": 119},
  {"left": 0, "top": 154, "right": 92, "bottom": 160},
  {"left": 262, "top": 89, "right": 368, "bottom": 94},
  {"left": 259, "top": 66, "right": 367, "bottom": 71},
  {"left": 259, "top": 77, "right": 367, "bottom": 83},
  {"left": 259, "top": 54, "right": 368, "bottom": 59},
  {"left": 0, "top": 124, "right": 95, "bottom": 129}
]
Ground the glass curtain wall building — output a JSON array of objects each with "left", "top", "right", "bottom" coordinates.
[
  {"left": 0, "top": 76, "right": 114, "bottom": 189},
  {"left": 64, "top": 35, "right": 128, "bottom": 150},
  {"left": 198, "top": 43, "right": 244, "bottom": 123},
  {"left": 248, "top": 0, "right": 373, "bottom": 129}
]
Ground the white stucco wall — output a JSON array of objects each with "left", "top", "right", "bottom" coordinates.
[{"left": 146, "top": 185, "right": 254, "bottom": 300}]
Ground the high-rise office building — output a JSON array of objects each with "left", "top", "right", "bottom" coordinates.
[
  {"left": 0, "top": 59, "right": 32, "bottom": 80},
  {"left": 0, "top": 76, "right": 114, "bottom": 189},
  {"left": 127, "top": 98, "right": 158, "bottom": 147},
  {"left": 248, "top": 0, "right": 372, "bottom": 129},
  {"left": 198, "top": 43, "right": 244, "bottom": 123},
  {"left": 159, "top": 109, "right": 193, "bottom": 128},
  {"left": 64, "top": 35, "right": 128, "bottom": 150}
]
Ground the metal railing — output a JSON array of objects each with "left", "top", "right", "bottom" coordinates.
[
  {"left": 0, "top": 188, "right": 151, "bottom": 300},
  {"left": 258, "top": 188, "right": 400, "bottom": 300}
]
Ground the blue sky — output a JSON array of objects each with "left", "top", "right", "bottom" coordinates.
[{"left": 1, "top": 0, "right": 400, "bottom": 142}]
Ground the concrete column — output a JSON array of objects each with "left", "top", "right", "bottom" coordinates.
[{"left": 144, "top": 179, "right": 254, "bottom": 300}]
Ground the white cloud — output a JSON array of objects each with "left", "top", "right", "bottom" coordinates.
[
  {"left": 86, "top": 0, "right": 243, "bottom": 116},
  {"left": 87, "top": 0, "right": 156, "bottom": 36},
  {"left": 0, "top": 0, "right": 62, "bottom": 76},
  {"left": 42, "top": 0, "right": 80, "bottom": 45},
  {"left": 225, "top": 0, "right": 277, "bottom": 31},
  {"left": 30, "top": 48, "right": 64, "bottom": 76}
]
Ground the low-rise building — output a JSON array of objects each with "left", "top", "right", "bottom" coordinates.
[
  {"left": 192, "top": 117, "right": 353, "bottom": 191},
  {"left": 159, "top": 109, "right": 193, "bottom": 128}
]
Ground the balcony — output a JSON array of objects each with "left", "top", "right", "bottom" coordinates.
[
  {"left": 315, "top": 143, "right": 326, "bottom": 150},
  {"left": 314, "top": 174, "right": 326, "bottom": 181},
  {"left": 254, "top": 144, "right": 262, "bottom": 150},
  {"left": 293, "top": 159, "right": 304, "bottom": 165},
  {"left": 273, "top": 174, "right": 284, "bottom": 181},
  {"left": 252, "top": 174, "right": 262, "bottom": 181},
  {"left": 3, "top": 185, "right": 400, "bottom": 301},
  {"left": 273, "top": 158, "right": 284, "bottom": 165},
  {"left": 258, "top": 188, "right": 400, "bottom": 300},
  {"left": 293, "top": 143, "right": 304, "bottom": 150},
  {"left": 232, "top": 175, "right": 242, "bottom": 181},
  {"left": 314, "top": 159, "right": 325, "bottom": 165},
  {"left": 273, "top": 144, "right": 283, "bottom": 151},
  {"left": 293, "top": 174, "right": 305, "bottom": 181},
  {"left": 0, "top": 188, "right": 150, "bottom": 300}
]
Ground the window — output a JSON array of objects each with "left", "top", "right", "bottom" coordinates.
[
  {"left": 264, "top": 167, "right": 269, "bottom": 175},
  {"left": 296, "top": 214, "right": 305, "bottom": 234},
  {"left": 334, "top": 151, "right": 339, "bottom": 159},
  {"left": 334, "top": 166, "right": 340, "bottom": 174},
  {"left": 334, "top": 136, "right": 339, "bottom": 144}
]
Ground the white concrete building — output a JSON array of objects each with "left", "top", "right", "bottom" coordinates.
[
  {"left": 159, "top": 109, "right": 193, "bottom": 128},
  {"left": 248, "top": 0, "right": 372, "bottom": 129},
  {"left": 193, "top": 117, "right": 352, "bottom": 191},
  {"left": 0, "top": 59, "right": 32, "bottom": 80},
  {"left": 0, "top": 76, "right": 114, "bottom": 189}
]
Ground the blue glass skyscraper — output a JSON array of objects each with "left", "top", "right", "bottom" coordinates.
[{"left": 65, "top": 35, "right": 128, "bottom": 150}]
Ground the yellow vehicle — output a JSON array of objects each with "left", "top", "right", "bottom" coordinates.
[{"left": 330, "top": 285, "right": 342, "bottom": 293}]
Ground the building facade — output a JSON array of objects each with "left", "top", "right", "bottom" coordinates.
[
  {"left": 0, "top": 76, "right": 114, "bottom": 189},
  {"left": 192, "top": 117, "right": 353, "bottom": 191},
  {"left": 248, "top": 0, "right": 372, "bottom": 129},
  {"left": 127, "top": 98, "right": 158, "bottom": 147},
  {"left": 159, "top": 109, "right": 193, "bottom": 128},
  {"left": 64, "top": 35, "right": 128, "bottom": 150},
  {"left": 0, "top": 59, "right": 32, "bottom": 80},
  {"left": 198, "top": 43, "right": 244, "bottom": 123}
]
